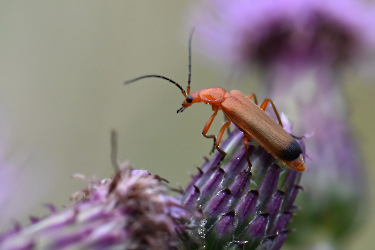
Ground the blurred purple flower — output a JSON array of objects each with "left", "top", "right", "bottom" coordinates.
[
  {"left": 196, "top": 0, "right": 375, "bottom": 69},
  {"left": 266, "top": 66, "right": 367, "bottom": 249},
  {"left": 0, "top": 163, "right": 194, "bottom": 250}
]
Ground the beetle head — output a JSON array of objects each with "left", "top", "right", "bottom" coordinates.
[{"left": 177, "top": 92, "right": 201, "bottom": 113}]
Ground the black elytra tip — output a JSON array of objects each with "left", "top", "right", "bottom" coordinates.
[{"left": 279, "top": 140, "right": 303, "bottom": 161}]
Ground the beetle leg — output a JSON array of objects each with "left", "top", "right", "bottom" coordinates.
[
  {"left": 242, "top": 136, "right": 253, "bottom": 168},
  {"left": 247, "top": 93, "right": 258, "bottom": 105},
  {"left": 215, "top": 117, "right": 232, "bottom": 157},
  {"left": 224, "top": 115, "right": 231, "bottom": 135},
  {"left": 202, "top": 105, "right": 219, "bottom": 154},
  {"left": 260, "top": 98, "right": 283, "bottom": 127}
]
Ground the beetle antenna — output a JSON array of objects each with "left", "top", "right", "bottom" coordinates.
[
  {"left": 187, "top": 28, "right": 195, "bottom": 95},
  {"left": 125, "top": 74, "right": 187, "bottom": 98}
]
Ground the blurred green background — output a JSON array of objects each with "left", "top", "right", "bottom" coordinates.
[{"left": 0, "top": 1, "right": 374, "bottom": 249}]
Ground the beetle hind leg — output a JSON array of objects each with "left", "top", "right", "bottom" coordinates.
[
  {"left": 209, "top": 138, "right": 216, "bottom": 155},
  {"left": 260, "top": 98, "right": 283, "bottom": 127},
  {"left": 224, "top": 115, "right": 231, "bottom": 135},
  {"left": 247, "top": 93, "right": 258, "bottom": 105},
  {"left": 203, "top": 132, "right": 217, "bottom": 155},
  {"left": 243, "top": 136, "right": 253, "bottom": 168}
]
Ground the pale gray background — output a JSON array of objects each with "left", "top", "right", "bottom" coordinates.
[{"left": 0, "top": 1, "right": 374, "bottom": 249}]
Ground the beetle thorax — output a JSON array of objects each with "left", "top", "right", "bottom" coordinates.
[{"left": 199, "top": 87, "right": 226, "bottom": 104}]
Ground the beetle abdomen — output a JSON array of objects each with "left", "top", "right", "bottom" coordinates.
[{"left": 221, "top": 90, "right": 303, "bottom": 165}]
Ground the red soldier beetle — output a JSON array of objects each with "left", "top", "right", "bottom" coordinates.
[{"left": 125, "top": 31, "right": 305, "bottom": 172}]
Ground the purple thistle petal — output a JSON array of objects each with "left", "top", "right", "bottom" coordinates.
[
  {"left": 203, "top": 189, "right": 232, "bottom": 227},
  {"left": 234, "top": 190, "right": 259, "bottom": 236},
  {"left": 264, "top": 190, "right": 286, "bottom": 232},
  {"left": 239, "top": 213, "right": 269, "bottom": 246},
  {"left": 182, "top": 185, "right": 200, "bottom": 210},
  {"left": 194, "top": 159, "right": 221, "bottom": 189},
  {"left": 199, "top": 167, "right": 225, "bottom": 205},
  {"left": 250, "top": 148, "right": 279, "bottom": 185},
  {"left": 279, "top": 169, "right": 298, "bottom": 194},
  {"left": 201, "top": 129, "right": 244, "bottom": 173},
  {"left": 223, "top": 145, "right": 254, "bottom": 181},
  {"left": 228, "top": 169, "right": 252, "bottom": 206},
  {"left": 184, "top": 167, "right": 203, "bottom": 194},
  {"left": 257, "top": 164, "right": 281, "bottom": 207},
  {"left": 271, "top": 211, "right": 294, "bottom": 235},
  {"left": 206, "top": 211, "right": 237, "bottom": 249},
  {"left": 282, "top": 185, "right": 304, "bottom": 212},
  {"left": 257, "top": 230, "right": 290, "bottom": 250},
  {"left": 271, "top": 230, "right": 289, "bottom": 250}
]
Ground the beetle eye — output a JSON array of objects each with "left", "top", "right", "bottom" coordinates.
[{"left": 186, "top": 96, "right": 193, "bottom": 103}]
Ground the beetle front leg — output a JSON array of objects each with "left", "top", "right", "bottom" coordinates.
[
  {"left": 260, "top": 98, "right": 283, "bottom": 127},
  {"left": 202, "top": 106, "right": 219, "bottom": 154},
  {"left": 214, "top": 116, "right": 232, "bottom": 157}
]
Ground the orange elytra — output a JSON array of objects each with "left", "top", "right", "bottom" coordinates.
[{"left": 124, "top": 30, "right": 305, "bottom": 172}]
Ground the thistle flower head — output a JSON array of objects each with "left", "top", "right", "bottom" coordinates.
[
  {"left": 181, "top": 119, "right": 306, "bottom": 250},
  {"left": 0, "top": 163, "right": 194, "bottom": 250}
]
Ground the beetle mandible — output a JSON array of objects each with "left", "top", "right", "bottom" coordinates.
[{"left": 125, "top": 30, "right": 305, "bottom": 172}]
